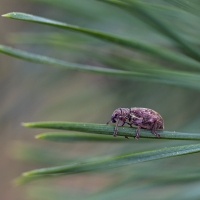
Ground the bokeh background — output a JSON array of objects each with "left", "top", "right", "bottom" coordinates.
[{"left": 1, "top": 0, "right": 200, "bottom": 199}]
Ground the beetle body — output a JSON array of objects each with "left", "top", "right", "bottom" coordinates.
[{"left": 107, "top": 107, "right": 164, "bottom": 139}]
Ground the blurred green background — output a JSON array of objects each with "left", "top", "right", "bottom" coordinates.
[{"left": 1, "top": 0, "right": 200, "bottom": 199}]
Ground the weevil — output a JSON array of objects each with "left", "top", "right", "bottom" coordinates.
[{"left": 107, "top": 107, "right": 164, "bottom": 139}]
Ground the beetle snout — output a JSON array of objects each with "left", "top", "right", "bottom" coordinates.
[
  {"left": 111, "top": 114, "right": 119, "bottom": 123},
  {"left": 111, "top": 117, "right": 116, "bottom": 123}
]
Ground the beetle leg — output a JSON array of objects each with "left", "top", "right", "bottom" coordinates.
[
  {"left": 121, "top": 121, "right": 125, "bottom": 126},
  {"left": 126, "top": 122, "right": 132, "bottom": 127},
  {"left": 152, "top": 121, "right": 160, "bottom": 138},
  {"left": 113, "top": 118, "right": 120, "bottom": 137},
  {"left": 123, "top": 121, "right": 133, "bottom": 139},
  {"left": 134, "top": 126, "right": 141, "bottom": 140},
  {"left": 126, "top": 122, "right": 135, "bottom": 138},
  {"left": 126, "top": 122, "right": 133, "bottom": 128},
  {"left": 119, "top": 121, "right": 130, "bottom": 139},
  {"left": 118, "top": 121, "right": 125, "bottom": 127}
]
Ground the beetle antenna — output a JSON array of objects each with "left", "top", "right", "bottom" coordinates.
[{"left": 106, "top": 119, "right": 111, "bottom": 124}]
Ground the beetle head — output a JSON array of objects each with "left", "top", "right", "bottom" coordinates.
[
  {"left": 107, "top": 109, "right": 122, "bottom": 124},
  {"left": 111, "top": 113, "right": 118, "bottom": 123}
]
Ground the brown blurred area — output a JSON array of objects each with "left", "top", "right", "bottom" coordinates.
[
  {"left": 0, "top": 2, "right": 114, "bottom": 199},
  {"left": 0, "top": 1, "right": 38, "bottom": 199}
]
